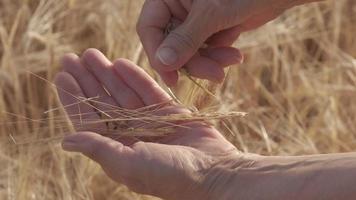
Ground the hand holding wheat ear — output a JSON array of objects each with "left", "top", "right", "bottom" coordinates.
[
  {"left": 137, "top": 0, "right": 323, "bottom": 86},
  {"left": 54, "top": 48, "right": 243, "bottom": 200},
  {"left": 55, "top": 49, "right": 356, "bottom": 200}
]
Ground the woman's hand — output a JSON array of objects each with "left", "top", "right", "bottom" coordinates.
[
  {"left": 54, "top": 48, "right": 245, "bottom": 200},
  {"left": 137, "top": 0, "right": 302, "bottom": 86}
]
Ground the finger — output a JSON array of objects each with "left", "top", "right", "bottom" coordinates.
[
  {"left": 62, "top": 132, "right": 176, "bottom": 194},
  {"left": 200, "top": 47, "right": 244, "bottom": 66},
  {"left": 81, "top": 49, "right": 144, "bottom": 109},
  {"left": 159, "top": 70, "right": 179, "bottom": 87},
  {"left": 62, "top": 132, "right": 135, "bottom": 179},
  {"left": 184, "top": 55, "right": 225, "bottom": 83},
  {"left": 136, "top": 0, "right": 170, "bottom": 71},
  {"left": 155, "top": 10, "right": 215, "bottom": 71},
  {"left": 206, "top": 26, "right": 241, "bottom": 47},
  {"left": 112, "top": 59, "right": 172, "bottom": 105},
  {"left": 61, "top": 53, "right": 118, "bottom": 113},
  {"left": 54, "top": 72, "right": 100, "bottom": 130},
  {"left": 163, "top": 0, "right": 187, "bottom": 21}
]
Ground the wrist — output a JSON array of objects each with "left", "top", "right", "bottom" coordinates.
[
  {"left": 199, "top": 153, "right": 261, "bottom": 200},
  {"left": 198, "top": 153, "right": 356, "bottom": 200}
]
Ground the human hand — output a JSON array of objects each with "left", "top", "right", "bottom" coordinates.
[
  {"left": 137, "top": 0, "right": 299, "bottom": 86},
  {"left": 54, "top": 48, "right": 245, "bottom": 200}
]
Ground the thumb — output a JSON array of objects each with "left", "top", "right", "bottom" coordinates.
[
  {"left": 155, "top": 15, "right": 214, "bottom": 71},
  {"left": 62, "top": 132, "right": 134, "bottom": 177}
]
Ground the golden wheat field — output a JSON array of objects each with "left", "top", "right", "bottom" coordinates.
[{"left": 0, "top": 0, "right": 356, "bottom": 199}]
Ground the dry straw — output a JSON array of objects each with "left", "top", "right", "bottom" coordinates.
[
  {"left": 4, "top": 71, "right": 246, "bottom": 146},
  {"left": 1, "top": 0, "right": 355, "bottom": 199}
]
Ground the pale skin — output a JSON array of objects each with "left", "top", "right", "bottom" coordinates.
[
  {"left": 137, "top": 0, "right": 324, "bottom": 86},
  {"left": 55, "top": 48, "right": 240, "bottom": 200},
  {"left": 55, "top": 49, "right": 356, "bottom": 200},
  {"left": 55, "top": 0, "right": 356, "bottom": 199}
]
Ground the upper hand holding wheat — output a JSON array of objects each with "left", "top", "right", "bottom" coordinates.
[{"left": 136, "top": 0, "right": 304, "bottom": 86}]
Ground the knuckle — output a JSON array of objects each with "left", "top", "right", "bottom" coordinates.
[
  {"left": 86, "top": 139, "right": 118, "bottom": 160},
  {"left": 131, "top": 141, "right": 146, "bottom": 151},
  {"left": 136, "top": 16, "right": 148, "bottom": 38},
  {"left": 106, "top": 140, "right": 123, "bottom": 151},
  {"left": 84, "top": 140, "right": 99, "bottom": 159},
  {"left": 136, "top": 22, "right": 144, "bottom": 36},
  {"left": 169, "top": 29, "right": 198, "bottom": 50},
  {"left": 113, "top": 58, "right": 127, "bottom": 67}
]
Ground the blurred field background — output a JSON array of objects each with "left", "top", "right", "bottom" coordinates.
[{"left": 0, "top": 0, "right": 355, "bottom": 199}]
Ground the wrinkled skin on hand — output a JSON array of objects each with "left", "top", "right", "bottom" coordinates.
[
  {"left": 137, "top": 0, "right": 291, "bottom": 85},
  {"left": 55, "top": 48, "right": 245, "bottom": 200}
]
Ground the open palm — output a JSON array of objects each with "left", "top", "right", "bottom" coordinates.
[{"left": 54, "top": 49, "right": 240, "bottom": 200}]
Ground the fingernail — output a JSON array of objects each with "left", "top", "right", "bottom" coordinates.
[{"left": 157, "top": 48, "right": 178, "bottom": 66}]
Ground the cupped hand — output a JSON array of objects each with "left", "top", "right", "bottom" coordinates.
[
  {"left": 54, "top": 49, "right": 244, "bottom": 200},
  {"left": 137, "top": 0, "right": 294, "bottom": 85}
]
